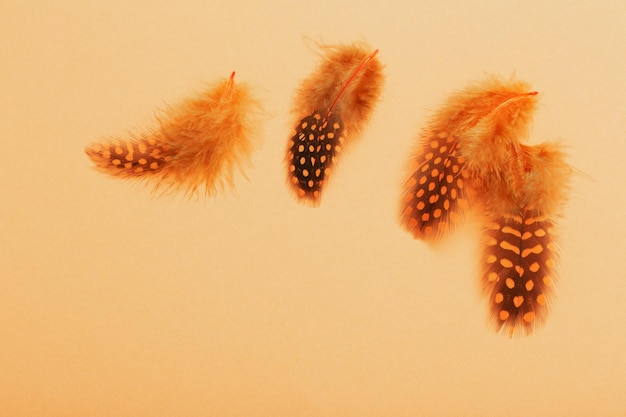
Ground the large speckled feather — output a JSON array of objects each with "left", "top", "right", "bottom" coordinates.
[{"left": 400, "top": 76, "right": 571, "bottom": 337}]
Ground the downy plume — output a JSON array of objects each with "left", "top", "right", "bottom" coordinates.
[{"left": 400, "top": 76, "right": 571, "bottom": 337}]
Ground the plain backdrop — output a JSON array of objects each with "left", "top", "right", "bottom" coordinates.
[{"left": 1, "top": 1, "right": 625, "bottom": 416}]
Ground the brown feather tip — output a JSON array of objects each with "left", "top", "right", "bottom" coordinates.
[
  {"left": 286, "top": 42, "right": 384, "bottom": 205},
  {"left": 482, "top": 211, "right": 560, "bottom": 337},
  {"left": 85, "top": 72, "right": 262, "bottom": 197}
]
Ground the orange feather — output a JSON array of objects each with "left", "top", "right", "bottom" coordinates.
[
  {"left": 286, "top": 42, "right": 384, "bottom": 205},
  {"left": 85, "top": 72, "right": 262, "bottom": 197},
  {"left": 400, "top": 76, "right": 572, "bottom": 337}
]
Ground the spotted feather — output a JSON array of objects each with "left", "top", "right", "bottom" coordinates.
[
  {"left": 85, "top": 72, "right": 262, "bottom": 196},
  {"left": 286, "top": 42, "right": 384, "bottom": 205},
  {"left": 401, "top": 76, "right": 571, "bottom": 337}
]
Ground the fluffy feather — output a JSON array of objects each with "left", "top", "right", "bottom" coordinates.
[
  {"left": 400, "top": 76, "right": 571, "bottom": 337},
  {"left": 286, "top": 42, "right": 384, "bottom": 205},
  {"left": 85, "top": 72, "right": 262, "bottom": 197}
]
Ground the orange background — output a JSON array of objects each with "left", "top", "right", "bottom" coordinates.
[{"left": 1, "top": 1, "right": 625, "bottom": 416}]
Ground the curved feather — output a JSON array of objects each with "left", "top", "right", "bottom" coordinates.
[{"left": 85, "top": 72, "right": 262, "bottom": 197}]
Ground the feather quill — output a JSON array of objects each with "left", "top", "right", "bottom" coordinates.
[
  {"left": 286, "top": 42, "right": 384, "bottom": 205},
  {"left": 400, "top": 76, "right": 571, "bottom": 337},
  {"left": 85, "top": 72, "right": 261, "bottom": 197}
]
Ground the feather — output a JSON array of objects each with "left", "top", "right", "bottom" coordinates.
[
  {"left": 85, "top": 72, "right": 262, "bottom": 197},
  {"left": 400, "top": 76, "right": 571, "bottom": 337},
  {"left": 286, "top": 42, "right": 384, "bottom": 205}
]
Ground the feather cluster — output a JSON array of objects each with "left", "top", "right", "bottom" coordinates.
[
  {"left": 85, "top": 72, "right": 261, "bottom": 196},
  {"left": 286, "top": 42, "right": 384, "bottom": 205},
  {"left": 400, "top": 76, "right": 571, "bottom": 337}
]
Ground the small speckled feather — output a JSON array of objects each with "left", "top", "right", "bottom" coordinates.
[{"left": 85, "top": 72, "right": 261, "bottom": 197}]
